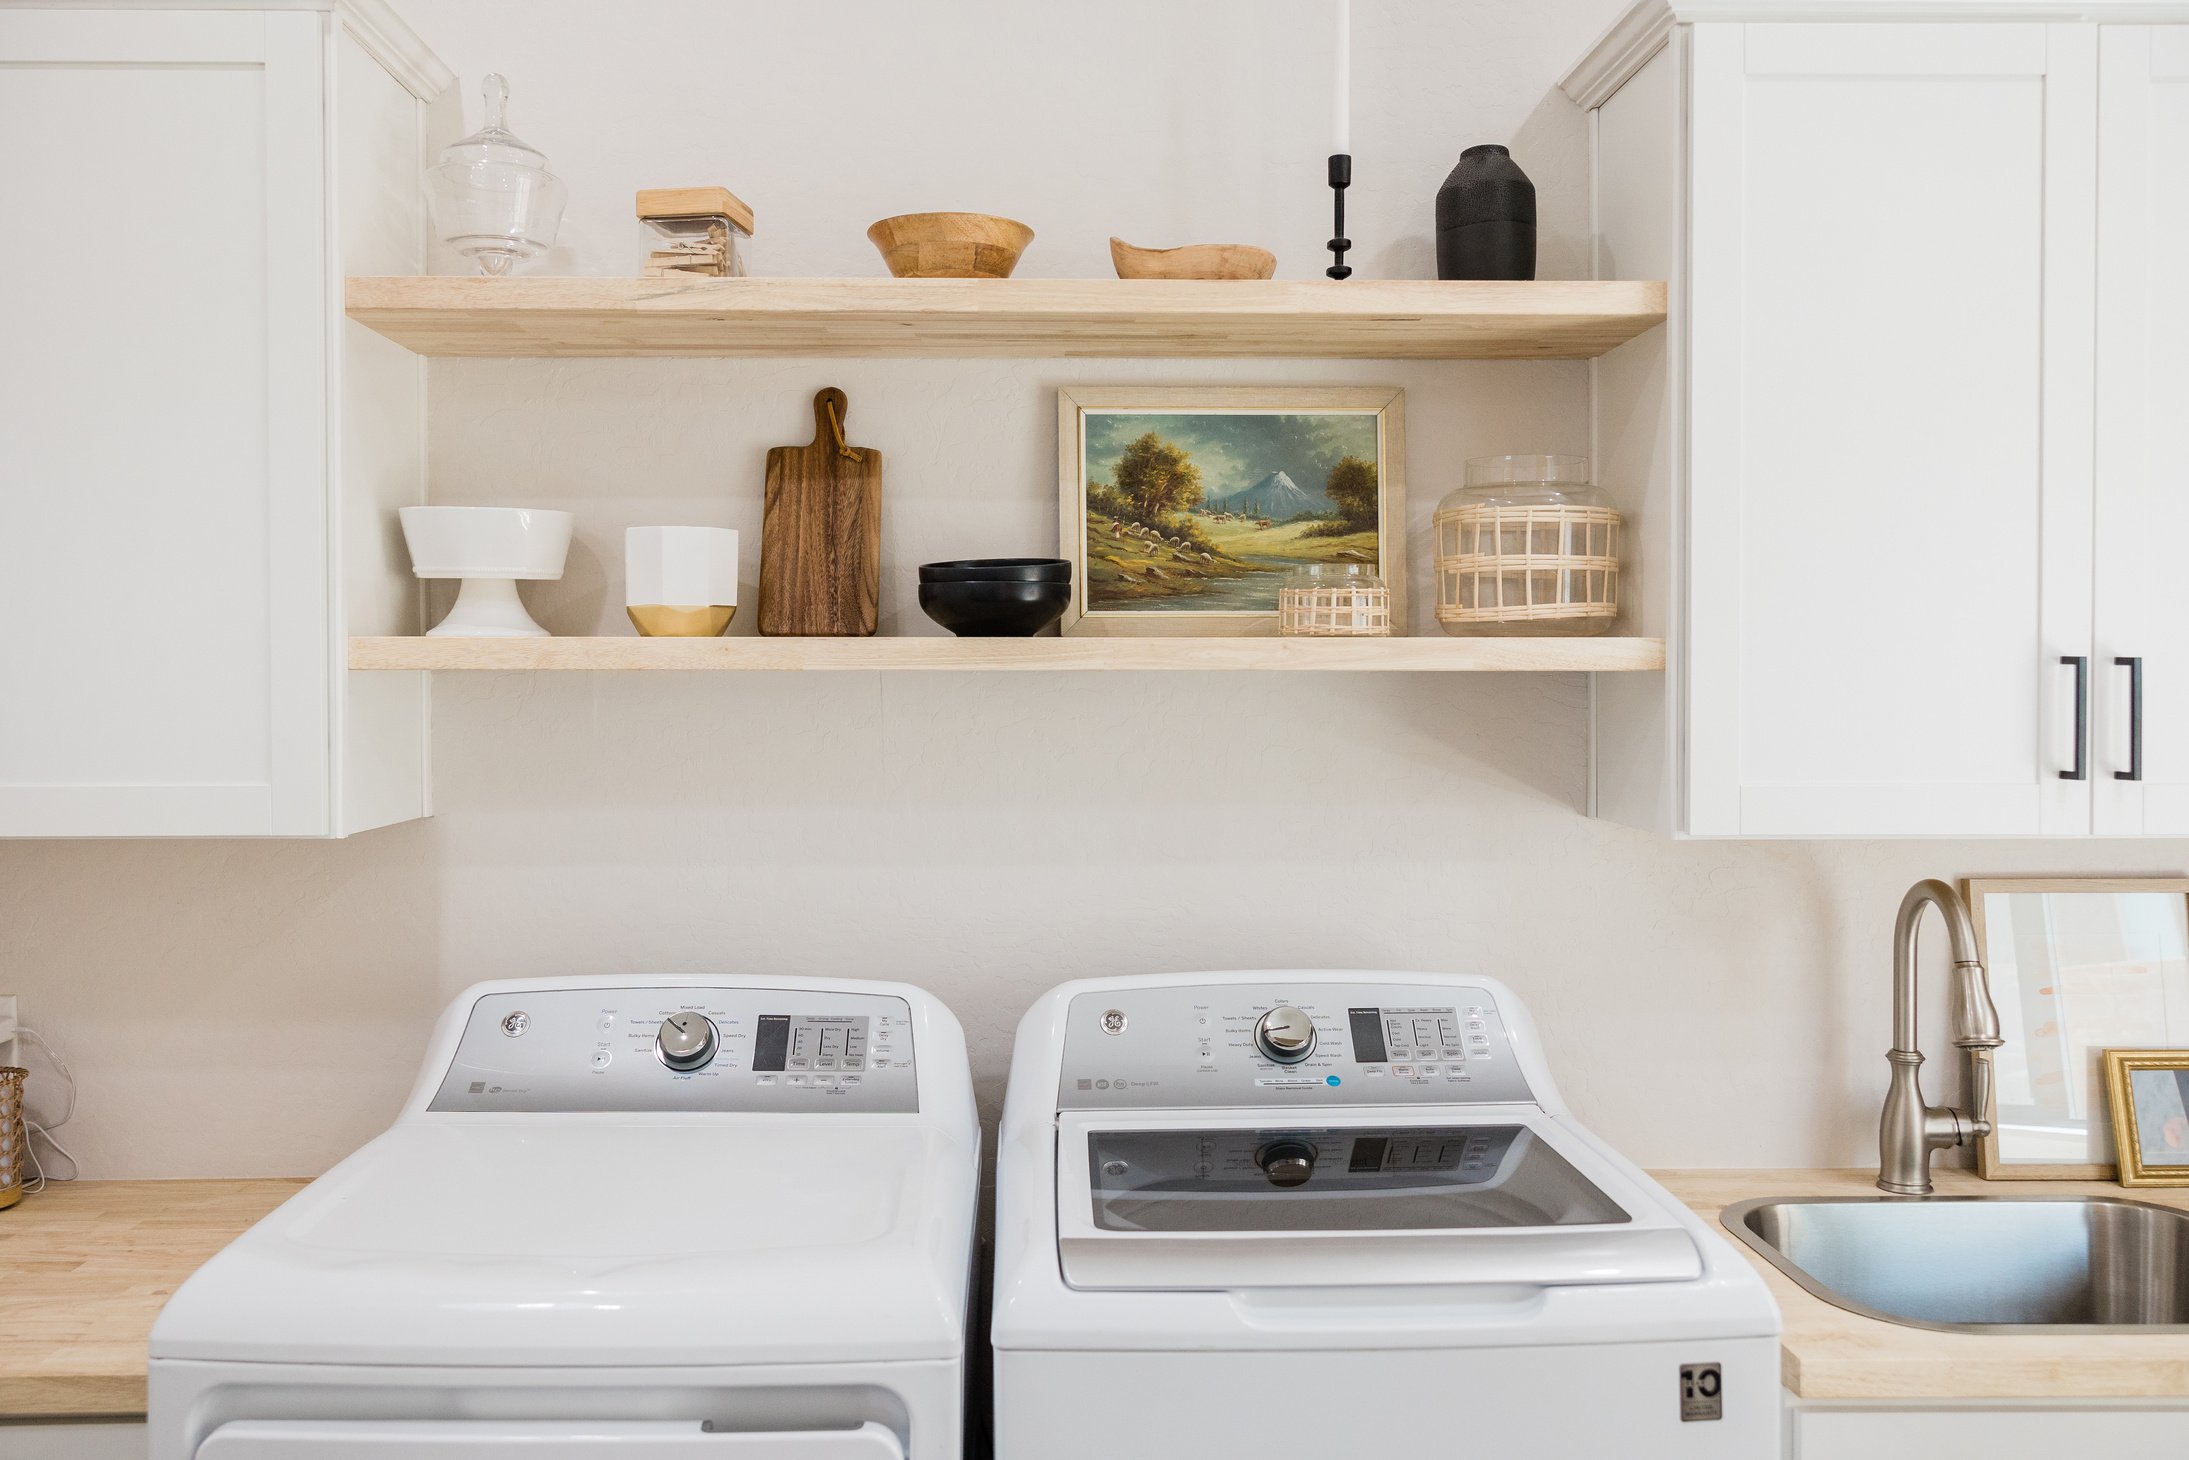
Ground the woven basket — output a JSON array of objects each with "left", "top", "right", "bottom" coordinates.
[
  {"left": 1433, "top": 501, "right": 1621, "bottom": 630},
  {"left": 0, "top": 1067, "right": 25, "bottom": 1211},
  {"left": 1279, "top": 582, "right": 1392, "bottom": 637}
]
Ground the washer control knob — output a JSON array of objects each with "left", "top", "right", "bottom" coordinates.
[
  {"left": 1257, "top": 1140, "right": 1317, "bottom": 1188},
  {"left": 655, "top": 1012, "right": 719, "bottom": 1072},
  {"left": 1254, "top": 1006, "right": 1317, "bottom": 1063}
]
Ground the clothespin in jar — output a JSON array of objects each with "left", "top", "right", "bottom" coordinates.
[{"left": 636, "top": 187, "right": 755, "bottom": 278}]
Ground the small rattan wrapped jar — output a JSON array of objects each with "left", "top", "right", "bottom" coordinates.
[
  {"left": 1434, "top": 454, "right": 1621, "bottom": 636},
  {"left": 0, "top": 1067, "right": 25, "bottom": 1211},
  {"left": 1278, "top": 563, "right": 1392, "bottom": 637}
]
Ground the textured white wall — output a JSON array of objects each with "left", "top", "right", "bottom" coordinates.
[{"left": 2, "top": 0, "right": 2182, "bottom": 1180}]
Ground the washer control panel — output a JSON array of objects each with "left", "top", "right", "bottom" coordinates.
[
  {"left": 428, "top": 986, "right": 917, "bottom": 1114},
  {"left": 1058, "top": 982, "right": 1531, "bottom": 1109}
]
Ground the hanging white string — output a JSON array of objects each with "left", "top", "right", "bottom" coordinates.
[{"left": 16, "top": 1026, "right": 78, "bottom": 1191}]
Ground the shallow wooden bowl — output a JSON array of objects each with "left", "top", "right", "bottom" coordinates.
[
  {"left": 1109, "top": 237, "right": 1277, "bottom": 280},
  {"left": 867, "top": 212, "right": 1034, "bottom": 279}
]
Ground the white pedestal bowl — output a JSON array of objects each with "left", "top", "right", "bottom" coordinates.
[{"left": 399, "top": 506, "right": 574, "bottom": 638}]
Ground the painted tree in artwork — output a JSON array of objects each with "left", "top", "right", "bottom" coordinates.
[
  {"left": 1112, "top": 432, "right": 1203, "bottom": 520},
  {"left": 1324, "top": 455, "right": 1379, "bottom": 528}
]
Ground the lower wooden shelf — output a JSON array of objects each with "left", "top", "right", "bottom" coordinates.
[{"left": 348, "top": 635, "right": 1665, "bottom": 673}]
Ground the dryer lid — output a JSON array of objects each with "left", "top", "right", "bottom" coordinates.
[
  {"left": 1055, "top": 1110, "right": 1702, "bottom": 1291},
  {"left": 152, "top": 1120, "right": 978, "bottom": 1368}
]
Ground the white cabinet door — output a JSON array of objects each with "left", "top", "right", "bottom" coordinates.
[
  {"left": 1686, "top": 23, "right": 2096, "bottom": 837},
  {"left": 2094, "top": 26, "right": 2189, "bottom": 836},
  {"left": 0, "top": 10, "right": 330, "bottom": 836}
]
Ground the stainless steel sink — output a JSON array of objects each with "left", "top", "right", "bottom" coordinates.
[{"left": 1724, "top": 1196, "right": 2189, "bottom": 1332}]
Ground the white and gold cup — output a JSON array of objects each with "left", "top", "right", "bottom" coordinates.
[{"left": 626, "top": 526, "right": 739, "bottom": 637}]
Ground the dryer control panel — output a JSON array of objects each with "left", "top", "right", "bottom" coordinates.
[
  {"left": 1057, "top": 981, "right": 1532, "bottom": 1109},
  {"left": 428, "top": 985, "right": 918, "bottom": 1114}
]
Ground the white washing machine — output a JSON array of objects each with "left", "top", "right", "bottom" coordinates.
[
  {"left": 992, "top": 971, "right": 1780, "bottom": 1458},
  {"left": 150, "top": 976, "right": 979, "bottom": 1460}
]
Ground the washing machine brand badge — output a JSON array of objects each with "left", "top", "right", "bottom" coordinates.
[
  {"left": 1678, "top": 1362, "right": 1723, "bottom": 1422},
  {"left": 1100, "top": 1009, "right": 1127, "bottom": 1035}
]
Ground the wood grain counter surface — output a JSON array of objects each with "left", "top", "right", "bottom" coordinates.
[
  {"left": 1660, "top": 1168, "right": 2189, "bottom": 1402},
  {"left": 0, "top": 1178, "right": 303, "bottom": 1418},
  {"left": 10, "top": 1171, "right": 2189, "bottom": 1418}
]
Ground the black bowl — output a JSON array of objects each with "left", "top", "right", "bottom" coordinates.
[
  {"left": 919, "top": 557, "right": 1071, "bottom": 584},
  {"left": 918, "top": 578, "right": 1072, "bottom": 637}
]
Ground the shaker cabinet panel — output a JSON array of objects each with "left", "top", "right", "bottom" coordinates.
[
  {"left": 0, "top": 5, "right": 439, "bottom": 838},
  {"left": 1686, "top": 22, "right": 2095, "bottom": 837},
  {"left": 0, "top": 10, "right": 329, "bottom": 836},
  {"left": 1581, "top": 12, "right": 2110, "bottom": 839},
  {"left": 2093, "top": 26, "right": 2189, "bottom": 836}
]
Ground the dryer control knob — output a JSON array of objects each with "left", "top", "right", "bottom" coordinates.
[
  {"left": 1254, "top": 1006, "right": 1317, "bottom": 1063},
  {"left": 655, "top": 1012, "right": 719, "bottom": 1072},
  {"left": 1257, "top": 1140, "right": 1317, "bottom": 1188}
]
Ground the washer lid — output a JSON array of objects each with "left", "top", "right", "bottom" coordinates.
[
  {"left": 152, "top": 1120, "right": 977, "bottom": 1368},
  {"left": 1056, "top": 1109, "right": 1701, "bottom": 1290}
]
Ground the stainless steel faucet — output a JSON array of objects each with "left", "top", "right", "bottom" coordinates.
[{"left": 1878, "top": 879, "right": 2006, "bottom": 1195}]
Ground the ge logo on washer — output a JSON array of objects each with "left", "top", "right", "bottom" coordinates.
[{"left": 1100, "top": 1009, "right": 1127, "bottom": 1035}]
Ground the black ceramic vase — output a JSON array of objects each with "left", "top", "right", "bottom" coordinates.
[{"left": 1436, "top": 144, "right": 1536, "bottom": 281}]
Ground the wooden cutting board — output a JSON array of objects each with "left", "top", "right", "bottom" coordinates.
[{"left": 759, "top": 387, "right": 883, "bottom": 636}]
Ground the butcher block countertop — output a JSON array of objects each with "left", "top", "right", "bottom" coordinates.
[
  {"left": 0, "top": 1178, "right": 304, "bottom": 1418},
  {"left": 1659, "top": 1168, "right": 2189, "bottom": 1402},
  {"left": 9, "top": 1171, "right": 2189, "bottom": 1419}
]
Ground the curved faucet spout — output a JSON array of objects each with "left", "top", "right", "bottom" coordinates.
[{"left": 1880, "top": 879, "right": 2005, "bottom": 1196}]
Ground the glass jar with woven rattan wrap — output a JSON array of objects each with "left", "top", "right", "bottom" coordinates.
[
  {"left": 0, "top": 1067, "right": 25, "bottom": 1211},
  {"left": 1434, "top": 454, "right": 1621, "bottom": 636},
  {"left": 1278, "top": 563, "right": 1391, "bottom": 637}
]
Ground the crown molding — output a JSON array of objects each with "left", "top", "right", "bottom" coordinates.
[
  {"left": 1563, "top": 0, "right": 2189, "bottom": 109},
  {"left": 336, "top": 0, "right": 453, "bottom": 102},
  {"left": 1561, "top": 0, "right": 1674, "bottom": 109},
  {"left": 0, "top": 0, "right": 451, "bottom": 101}
]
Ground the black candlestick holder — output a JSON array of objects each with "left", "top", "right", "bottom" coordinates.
[{"left": 1326, "top": 153, "right": 1352, "bottom": 280}]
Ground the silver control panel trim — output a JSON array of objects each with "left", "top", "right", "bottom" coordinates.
[
  {"left": 429, "top": 985, "right": 918, "bottom": 1113},
  {"left": 1057, "top": 982, "right": 1531, "bottom": 1109}
]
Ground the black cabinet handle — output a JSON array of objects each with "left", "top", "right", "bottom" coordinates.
[
  {"left": 2062, "top": 655, "right": 2089, "bottom": 781},
  {"left": 2115, "top": 656, "right": 2144, "bottom": 783}
]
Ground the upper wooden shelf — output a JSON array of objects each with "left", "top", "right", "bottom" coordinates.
[
  {"left": 344, "top": 276, "right": 1668, "bottom": 359},
  {"left": 348, "top": 636, "right": 1666, "bottom": 673}
]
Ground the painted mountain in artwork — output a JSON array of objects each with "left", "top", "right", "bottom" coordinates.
[{"left": 1209, "top": 470, "right": 1319, "bottom": 519}]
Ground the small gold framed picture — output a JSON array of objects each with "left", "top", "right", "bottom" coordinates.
[{"left": 2103, "top": 1049, "right": 2189, "bottom": 1187}]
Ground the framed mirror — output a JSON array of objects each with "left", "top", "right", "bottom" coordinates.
[{"left": 1968, "top": 877, "right": 2189, "bottom": 1179}]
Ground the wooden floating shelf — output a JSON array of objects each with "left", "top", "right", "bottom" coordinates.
[
  {"left": 344, "top": 276, "right": 1668, "bottom": 360},
  {"left": 348, "top": 636, "right": 1666, "bottom": 673}
]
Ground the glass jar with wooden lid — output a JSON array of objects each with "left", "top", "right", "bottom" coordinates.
[{"left": 1434, "top": 454, "right": 1621, "bottom": 636}]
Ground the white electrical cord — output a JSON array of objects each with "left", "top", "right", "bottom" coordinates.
[{"left": 15, "top": 1026, "right": 78, "bottom": 1190}]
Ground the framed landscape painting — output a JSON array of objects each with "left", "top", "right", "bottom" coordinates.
[{"left": 1057, "top": 386, "right": 1406, "bottom": 636}]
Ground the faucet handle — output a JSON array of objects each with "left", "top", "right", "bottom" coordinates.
[{"left": 1963, "top": 1045, "right": 1998, "bottom": 1142}]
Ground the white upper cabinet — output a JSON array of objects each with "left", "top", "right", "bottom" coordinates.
[
  {"left": 1573, "top": 3, "right": 2187, "bottom": 838},
  {"left": 0, "top": 3, "right": 446, "bottom": 837},
  {"left": 2094, "top": 26, "right": 2189, "bottom": 835}
]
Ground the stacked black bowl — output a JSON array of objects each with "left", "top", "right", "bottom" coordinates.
[{"left": 917, "top": 558, "right": 1072, "bottom": 637}]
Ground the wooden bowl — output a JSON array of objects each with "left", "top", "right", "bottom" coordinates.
[
  {"left": 1109, "top": 237, "right": 1276, "bottom": 280},
  {"left": 867, "top": 212, "right": 1034, "bottom": 279}
]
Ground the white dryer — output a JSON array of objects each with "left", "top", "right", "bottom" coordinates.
[
  {"left": 992, "top": 971, "right": 1780, "bottom": 1458},
  {"left": 151, "top": 976, "right": 978, "bottom": 1460}
]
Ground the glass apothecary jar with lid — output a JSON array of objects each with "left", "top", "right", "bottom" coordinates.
[
  {"left": 1433, "top": 454, "right": 1621, "bottom": 636},
  {"left": 426, "top": 74, "right": 567, "bottom": 276}
]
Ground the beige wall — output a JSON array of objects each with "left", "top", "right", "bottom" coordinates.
[{"left": 2, "top": 0, "right": 2181, "bottom": 1180}]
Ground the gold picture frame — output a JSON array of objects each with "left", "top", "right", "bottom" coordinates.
[
  {"left": 1056, "top": 385, "right": 1406, "bottom": 636},
  {"left": 2104, "top": 1049, "right": 2189, "bottom": 1188},
  {"left": 1967, "top": 876, "right": 2189, "bottom": 1180}
]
